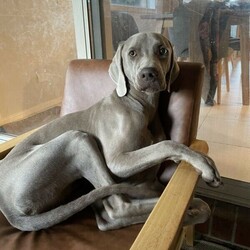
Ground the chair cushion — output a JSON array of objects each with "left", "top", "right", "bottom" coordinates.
[{"left": 0, "top": 208, "right": 142, "bottom": 250}]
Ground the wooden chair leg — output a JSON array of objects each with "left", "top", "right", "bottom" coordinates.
[
  {"left": 217, "top": 59, "right": 223, "bottom": 104},
  {"left": 185, "top": 225, "right": 195, "bottom": 247},
  {"left": 224, "top": 57, "right": 230, "bottom": 92}
]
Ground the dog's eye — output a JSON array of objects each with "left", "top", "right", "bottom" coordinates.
[
  {"left": 159, "top": 47, "right": 168, "bottom": 56},
  {"left": 129, "top": 50, "right": 137, "bottom": 57}
]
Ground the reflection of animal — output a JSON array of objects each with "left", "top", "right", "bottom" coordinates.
[{"left": 0, "top": 32, "right": 221, "bottom": 232}]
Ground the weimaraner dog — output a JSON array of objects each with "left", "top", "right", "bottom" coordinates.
[{"left": 0, "top": 32, "right": 221, "bottom": 232}]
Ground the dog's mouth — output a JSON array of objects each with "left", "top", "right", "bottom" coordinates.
[
  {"left": 136, "top": 67, "right": 165, "bottom": 93},
  {"left": 137, "top": 83, "right": 163, "bottom": 93}
]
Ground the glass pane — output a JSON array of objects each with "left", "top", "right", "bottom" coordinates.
[
  {"left": 93, "top": 0, "right": 250, "bottom": 182},
  {"left": 0, "top": 1, "right": 76, "bottom": 142},
  {"left": 97, "top": 0, "right": 249, "bottom": 105}
]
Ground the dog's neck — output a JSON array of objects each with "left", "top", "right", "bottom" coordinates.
[{"left": 126, "top": 85, "right": 160, "bottom": 121}]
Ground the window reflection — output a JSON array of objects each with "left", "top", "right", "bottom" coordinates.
[
  {"left": 100, "top": 0, "right": 249, "bottom": 105},
  {"left": 0, "top": 1, "right": 249, "bottom": 144},
  {"left": 111, "top": 0, "right": 156, "bottom": 9}
]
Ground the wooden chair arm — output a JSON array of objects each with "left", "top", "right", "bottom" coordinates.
[
  {"left": 130, "top": 139, "right": 209, "bottom": 250},
  {"left": 0, "top": 129, "right": 37, "bottom": 160}
]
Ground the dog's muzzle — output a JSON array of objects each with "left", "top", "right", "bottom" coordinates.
[{"left": 137, "top": 67, "right": 164, "bottom": 93}]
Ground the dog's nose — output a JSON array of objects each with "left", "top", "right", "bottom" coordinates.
[{"left": 139, "top": 68, "right": 158, "bottom": 83}]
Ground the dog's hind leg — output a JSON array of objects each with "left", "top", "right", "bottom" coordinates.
[
  {"left": 92, "top": 196, "right": 158, "bottom": 231},
  {"left": 1, "top": 130, "right": 119, "bottom": 230},
  {"left": 183, "top": 198, "right": 211, "bottom": 226}
]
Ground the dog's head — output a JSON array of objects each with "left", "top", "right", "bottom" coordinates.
[{"left": 109, "top": 32, "right": 179, "bottom": 97}]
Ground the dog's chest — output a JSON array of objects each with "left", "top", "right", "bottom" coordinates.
[{"left": 132, "top": 114, "right": 165, "bottom": 148}]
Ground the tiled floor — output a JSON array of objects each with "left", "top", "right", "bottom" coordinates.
[
  {"left": 197, "top": 59, "right": 250, "bottom": 183},
  {"left": 196, "top": 59, "right": 250, "bottom": 249}
]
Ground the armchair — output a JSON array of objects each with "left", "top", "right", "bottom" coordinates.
[{"left": 0, "top": 60, "right": 207, "bottom": 250}]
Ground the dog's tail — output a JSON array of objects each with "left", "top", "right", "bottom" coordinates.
[{"left": 5, "top": 183, "right": 142, "bottom": 231}]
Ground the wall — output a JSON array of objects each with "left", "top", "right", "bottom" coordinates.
[{"left": 0, "top": 0, "right": 76, "bottom": 125}]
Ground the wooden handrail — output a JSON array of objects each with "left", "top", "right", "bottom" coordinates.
[
  {"left": 130, "top": 140, "right": 208, "bottom": 250},
  {"left": 0, "top": 129, "right": 37, "bottom": 159}
]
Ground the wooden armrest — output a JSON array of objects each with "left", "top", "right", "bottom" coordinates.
[
  {"left": 0, "top": 129, "right": 37, "bottom": 160},
  {"left": 130, "top": 140, "right": 209, "bottom": 250}
]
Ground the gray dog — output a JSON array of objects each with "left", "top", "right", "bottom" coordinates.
[{"left": 0, "top": 32, "right": 221, "bottom": 232}]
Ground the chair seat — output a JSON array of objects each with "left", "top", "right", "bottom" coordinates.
[{"left": 0, "top": 208, "right": 142, "bottom": 250}]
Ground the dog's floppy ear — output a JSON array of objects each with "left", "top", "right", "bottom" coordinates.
[
  {"left": 108, "top": 43, "right": 127, "bottom": 97},
  {"left": 165, "top": 43, "right": 179, "bottom": 92}
]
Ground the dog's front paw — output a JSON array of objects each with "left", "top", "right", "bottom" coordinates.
[
  {"left": 202, "top": 155, "right": 221, "bottom": 187},
  {"left": 194, "top": 152, "right": 222, "bottom": 187},
  {"left": 202, "top": 170, "right": 221, "bottom": 187}
]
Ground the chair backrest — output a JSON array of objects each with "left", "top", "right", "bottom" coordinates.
[
  {"left": 61, "top": 59, "right": 114, "bottom": 114},
  {"left": 61, "top": 60, "right": 204, "bottom": 146}
]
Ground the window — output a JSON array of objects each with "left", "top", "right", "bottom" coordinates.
[
  {"left": 111, "top": 0, "right": 156, "bottom": 9},
  {"left": 0, "top": 1, "right": 76, "bottom": 139}
]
